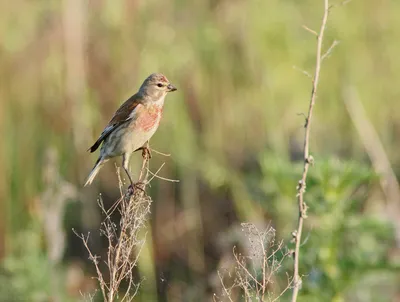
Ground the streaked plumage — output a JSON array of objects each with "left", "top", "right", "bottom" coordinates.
[{"left": 85, "top": 73, "right": 177, "bottom": 187}]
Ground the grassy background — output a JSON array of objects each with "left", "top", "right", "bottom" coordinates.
[{"left": 0, "top": 0, "right": 399, "bottom": 301}]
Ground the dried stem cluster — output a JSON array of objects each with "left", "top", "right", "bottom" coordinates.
[
  {"left": 216, "top": 224, "right": 291, "bottom": 302},
  {"left": 75, "top": 152, "right": 152, "bottom": 301}
]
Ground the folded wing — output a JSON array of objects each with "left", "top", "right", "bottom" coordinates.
[{"left": 88, "top": 94, "right": 142, "bottom": 153}]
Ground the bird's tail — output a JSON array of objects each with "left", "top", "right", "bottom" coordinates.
[{"left": 84, "top": 158, "right": 106, "bottom": 187}]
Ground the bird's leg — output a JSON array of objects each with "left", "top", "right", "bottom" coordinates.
[
  {"left": 122, "top": 153, "right": 146, "bottom": 195},
  {"left": 122, "top": 153, "right": 134, "bottom": 187},
  {"left": 127, "top": 181, "right": 146, "bottom": 195},
  {"left": 134, "top": 141, "right": 152, "bottom": 159},
  {"left": 142, "top": 147, "right": 151, "bottom": 159}
]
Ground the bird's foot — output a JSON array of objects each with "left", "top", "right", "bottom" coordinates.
[
  {"left": 141, "top": 147, "right": 152, "bottom": 159},
  {"left": 134, "top": 144, "right": 152, "bottom": 159},
  {"left": 127, "top": 181, "right": 146, "bottom": 196}
]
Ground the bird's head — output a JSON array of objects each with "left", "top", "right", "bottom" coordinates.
[{"left": 139, "top": 73, "right": 177, "bottom": 101}]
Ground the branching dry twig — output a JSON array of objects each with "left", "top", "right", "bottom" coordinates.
[
  {"left": 216, "top": 224, "right": 291, "bottom": 302},
  {"left": 76, "top": 152, "right": 153, "bottom": 301},
  {"left": 291, "top": 1, "right": 331, "bottom": 301},
  {"left": 146, "top": 164, "right": 180, "bottom": 183}
]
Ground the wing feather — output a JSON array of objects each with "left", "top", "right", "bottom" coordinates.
[{"left": 88, "top": 94, "right": 142, "bottom": 153}]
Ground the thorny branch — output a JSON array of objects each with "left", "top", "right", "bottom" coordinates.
[{"left": 291, "top": 1, "right": 333, "bottom": 301}]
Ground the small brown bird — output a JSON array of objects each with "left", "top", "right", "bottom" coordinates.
[{"left": 84, "top": 73, "right": 177, "bottom": 187}]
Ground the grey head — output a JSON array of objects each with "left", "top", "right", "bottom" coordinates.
[{"left": 138, "top": 73, "right": 177, "bottom": 100}]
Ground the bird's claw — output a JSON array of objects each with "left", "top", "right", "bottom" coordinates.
[
  {"left": 142, "top": 147, "right": 152, "bottom": 159},
  {"left": 127, "top": 182, "right": 146, "bottom": 195}
]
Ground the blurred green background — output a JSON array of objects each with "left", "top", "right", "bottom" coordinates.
[{"left": 1, "top": 0, "right": 400, "bottom": 301}]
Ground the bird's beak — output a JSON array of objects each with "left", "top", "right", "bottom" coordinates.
[{"left": 167, "top": 83, "right": 177, "bottom": 92}]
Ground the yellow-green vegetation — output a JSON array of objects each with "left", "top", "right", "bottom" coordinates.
[{"left": 0, "top": 0, "right": 399, "bottom": 301}]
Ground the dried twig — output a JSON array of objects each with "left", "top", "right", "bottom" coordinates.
[
  {"left": 146, "top": 164, "right": 180, "bottom": 183},
  {"left": 293, "top": 66, "right": 312, "bottom": 79},
  {"left": 78, "top": 151, "right": 154, "bottom": 301},
  {"left": 302, "top": 25, "right": 318, "bottom": 37},
  {"left": 216, "top": 224, "right": 291, "bottom": 302},
  {"left": 321, "top": 40, "right": 339, "bottom": 61},
  {"left": 150, "top": 148, "right": 171, "bottom": 157},
  {"left": 291, "top": 1, "right": 331, "bottom": 301}
]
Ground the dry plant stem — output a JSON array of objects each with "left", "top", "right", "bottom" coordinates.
[
  {"left": 216, "top": 225, "right": 292, "bottom": 302},
  {"left": 76, "top": 152, "right": 152, "bottom": 302},
  {"left": 343, "top": 88, "right": 400, "bottom": 247},
  {"left": 291, "top": 1, "right": 330, "bottom": 301},
  {"left": 108, "top": 153, "right": 150, "bottom": 301}
]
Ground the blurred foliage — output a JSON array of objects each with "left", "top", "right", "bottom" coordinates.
[
  {"left": 0, "top": 225, "right": 58, "bottom": 302},
  {"left": 0, "top": 0, "right": 400, "bottom": 301},
  {"left": 258, "top": 156, "right": 398, "bottom": 301}
]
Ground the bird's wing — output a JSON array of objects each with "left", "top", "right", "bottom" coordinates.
[{"left": 88, "top": 94, "right": 143, "bottom": 153}]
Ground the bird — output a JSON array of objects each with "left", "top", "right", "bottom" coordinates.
[{"left": 84, "top": 73, "right": 177, "bottom": 187}]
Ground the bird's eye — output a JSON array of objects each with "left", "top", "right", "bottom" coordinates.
[{"left": 157, "top": 83, "right": 163, "bottom": 88}]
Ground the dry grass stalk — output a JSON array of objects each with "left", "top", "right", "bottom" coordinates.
[
  {"left": 291, "top": 1, "right": 333, "bottom": 301},
  {"left": 343, "top": 87, "right": 400, "bottom": 247},
  {"left": 75, "top": 151, "right": 153, "bottom": 301},
  {"left": 215, "top": 223, "right": 291, "bottom": 302}
]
